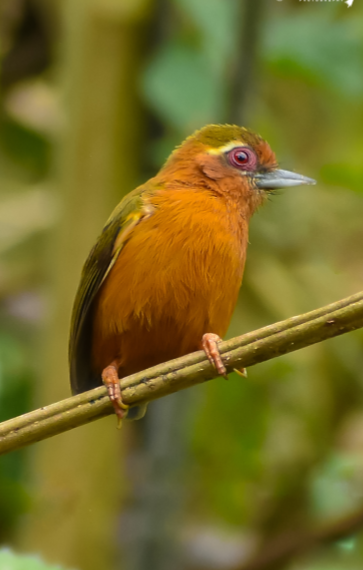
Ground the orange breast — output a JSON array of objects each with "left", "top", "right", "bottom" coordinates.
[{"left": 92, "top": 188, "right": 248, "bottom": 376}]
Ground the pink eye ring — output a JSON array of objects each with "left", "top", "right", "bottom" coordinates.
[{"left": 228, "top": 147, "right": 257, "bottom": 171}]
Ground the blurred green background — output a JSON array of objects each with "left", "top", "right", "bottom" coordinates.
[{"left": 0, "top": 0, "right": 363, "bottom": 569}]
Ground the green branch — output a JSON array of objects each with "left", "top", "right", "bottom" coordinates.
[{"left": 1, "top": 291, "right": 363, "bottom": 456}]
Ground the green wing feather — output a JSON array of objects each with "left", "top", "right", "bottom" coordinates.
[{"left": 69, "top": 186, "right": 150, "bottom": 394}]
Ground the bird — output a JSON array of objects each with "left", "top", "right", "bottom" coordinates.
[{"left": 69, "top": 124, "right": 315, "bottom": 423}]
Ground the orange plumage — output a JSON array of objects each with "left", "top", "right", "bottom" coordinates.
[{"left": 69, "top": 124, "right": 315, "bottom": 420}]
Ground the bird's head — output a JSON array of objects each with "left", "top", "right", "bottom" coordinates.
[{"left": 161, "top": 124, "right": 315, "bottom": 215}]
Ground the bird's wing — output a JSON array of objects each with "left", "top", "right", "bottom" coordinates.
[{"left": 69, "top": 185, "right": 154, "bottom": 394}]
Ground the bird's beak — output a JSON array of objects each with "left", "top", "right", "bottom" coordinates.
[{"left": 254, "top": 169, "right": 316, "bottom": 190}]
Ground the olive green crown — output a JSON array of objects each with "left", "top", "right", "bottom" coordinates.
[{"left": 191, "top": 124, "right": 264, "bottom": 149}]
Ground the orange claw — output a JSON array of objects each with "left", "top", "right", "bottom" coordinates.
[
  {"left": 234, "top": 367, "right": 248, "bottom": 378},
  {"left": 201, "top": 333, "right": 228, "bottom": 379},
  {"left": 102, "top": 363, "right": 129, "bottom": 428}
]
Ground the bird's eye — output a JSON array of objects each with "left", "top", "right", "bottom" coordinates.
[{"left": 228, "top": 147, "right": 257, "bottom": 171}]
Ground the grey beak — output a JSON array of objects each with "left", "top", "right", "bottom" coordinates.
[{"left": 254, "top": 169, "right": 316, "bottom": 190}]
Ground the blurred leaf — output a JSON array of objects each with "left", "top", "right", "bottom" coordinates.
[
  {"left": 263, "top": 15, "right": 363, "bottom": 98},
  {"left": 173, "top": 0, "right": 239, "bottom": 73},
  {"left": 0, "top": 329, "right": 33, "bottom": 529},
  {"left": 311, "top": 454, "right": 363, "bottom": 519},
  {"left": 0, "top": 549, "right": 70, "bottom": 570},
  {"left": 0, "top": 478, "right": 29, "bottom": 534},
  {"left": 320, "top": 163, "right": 363, "bottom": 194},
  {"left": 142, "top": 40, "right": 225, "bottom": 132},
  {"left": 0, "top": 116, "right": 51, "bottom": 178}
]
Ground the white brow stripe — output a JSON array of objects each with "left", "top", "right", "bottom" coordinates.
[{"left": 207, "top": 141, "right": 246, "bottom": 154}]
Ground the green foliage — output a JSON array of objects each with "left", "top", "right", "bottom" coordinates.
[
  {"left": 143, "top": 41, "right": 225, "bottom": 132},
  {"left": 263, "top": 13, "right": 363, "bottom": 98},
  {"left": 0, "top": 116, "right": 50, "bottom": 180},
  {"left": 320, "top": 163, "right": 363, "bottom": 195},
  {"left": 0, "top": 325, "right": 34, "bottom": 532},
  {"left": 311, "top": 454, "right": 363, "bottom": 520},
  {"left": 0, "top": 549, "right": 70, "bottom": 570},
  {"left": 173, "top": 0, "right": 240, "bottom": 72}
]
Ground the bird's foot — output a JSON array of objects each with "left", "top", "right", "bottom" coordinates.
[
  {"left": 102, "top": 364, "right": 129, "bottom": 428},
  {"left": 201, "top": 333, "right": 228, "bottom": 379}
]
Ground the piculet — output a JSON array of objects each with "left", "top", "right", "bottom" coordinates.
[{"left": 69, "top": 124, "right": 315, "bottom": 422}]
